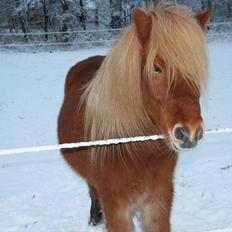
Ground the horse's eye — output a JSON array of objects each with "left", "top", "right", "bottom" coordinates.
[{"left": 153, "top": 66, "right": 162, "bottom": 74}]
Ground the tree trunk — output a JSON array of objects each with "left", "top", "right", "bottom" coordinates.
[
  {"left": 79, "top": 0, "right": 86, "bottom": 30},
  {"left": 42, "top": 0, "right": 49, "bottom": 41},
  {"left": 207, "top": 0, "right": 212, "bottom": 10},
  {"left": 95, "top": 7, "right": 99, "bottom": 27},
  {"left": 15, "top": 0, "right": 28, "bottom": 42},
  {"left": 60, "top": 0, "right": 70, "bottom": 42},
  {"left": 226, "top": 0, "right": 232, "bottom": 18},
  {"left": 109, "top": 0, "right": 122, "bottom": 28}
]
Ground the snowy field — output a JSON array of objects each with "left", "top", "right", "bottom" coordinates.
[{"left": 0, "top": 42, "right": 232, "bottom": 232}]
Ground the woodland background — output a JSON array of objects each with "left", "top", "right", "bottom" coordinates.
[{"left": 0, "top": 0, "right": 232, "bottom": 50}]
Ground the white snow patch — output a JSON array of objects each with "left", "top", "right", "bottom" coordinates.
[{"left": 0, "top": 43, "right": 232, "bottom": 232}]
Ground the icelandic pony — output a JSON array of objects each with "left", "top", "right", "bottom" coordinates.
[{"left": 58, "top": 4, "right": 211, "bottom": 232}]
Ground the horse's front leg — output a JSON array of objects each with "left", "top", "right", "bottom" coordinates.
[
  {"left": 141, "top": 182, "right": 174, "bottom": 232},
  {"left": 100, "top": 193, "right": 133, "bottom": 232},
  {"left": 88, "top": 184, "right": 103, "bottom": 226}
]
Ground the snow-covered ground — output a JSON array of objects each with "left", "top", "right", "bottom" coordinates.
[{"left": 0, "top": 42, "right": 232, "bottom": 232}]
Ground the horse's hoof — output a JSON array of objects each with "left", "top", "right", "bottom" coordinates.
[{"left": 89, "top": 212, "right": 103, "bottom": 226}]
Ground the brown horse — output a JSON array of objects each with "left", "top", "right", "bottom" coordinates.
[{"left": 58, "top": 4, "right": 211, "bottom": 232}]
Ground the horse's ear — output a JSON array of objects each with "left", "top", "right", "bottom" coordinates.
[
  {"left": 132, "top": 8, "right": 152, "bottom": 47},
  {"left": 196, "top": 10, "right": 212, "bottom": 30}
]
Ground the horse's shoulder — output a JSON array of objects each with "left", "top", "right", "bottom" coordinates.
[{"left": 65, "top": 55, "right": 105, "bottom": 94}]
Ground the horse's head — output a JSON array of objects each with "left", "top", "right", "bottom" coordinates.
[{"left": 133, "top": 6, "right": 211, "bottom": 152}]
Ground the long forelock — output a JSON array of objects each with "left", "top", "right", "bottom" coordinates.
[
  {"left": 145, "top": 5, "right": 208, "bottom": 94},
  {"left": 83, "top": 25, "right": 156, "bottom": 141}
]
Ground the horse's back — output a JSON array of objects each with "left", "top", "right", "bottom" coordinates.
[
  {"left": 64, "top": 55, "right": 105, "bottom": 95},
  {"left": 58, "top": 55, "right": 105, "bottom": 145}
]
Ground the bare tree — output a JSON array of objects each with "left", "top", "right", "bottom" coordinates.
[
  {"left": 14, "top": 0, "right": 29, "bottom": 41},
  {"left": 42, "top": 0, "right": 49, "bottom": 40},
  {"left": 79, "top": 0, "right": 86, "bottom": 30}
]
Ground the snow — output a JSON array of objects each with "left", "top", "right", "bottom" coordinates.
[{"left": 0, "top": 42, "right": 232, "bottom": 232}]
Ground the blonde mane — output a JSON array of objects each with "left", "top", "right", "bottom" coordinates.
[{"left": 82, "top": 4, "right": 208, "bottom": 162}]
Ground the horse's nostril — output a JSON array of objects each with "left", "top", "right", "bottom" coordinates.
[
  {"left": 174, "top": 126, "right": 189, "bottom": 141},
  {"left": 172, "top": 125, "right": 203, "bottom": 150}
]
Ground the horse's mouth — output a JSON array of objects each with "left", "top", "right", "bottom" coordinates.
[
  {"left": 170, "top": 140, "right": 198, "bottom": 152},
  {"left": 171, "top": 142, "right": 186, "bottom": 152}
]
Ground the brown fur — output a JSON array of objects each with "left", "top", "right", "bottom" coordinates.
[{"left": 58, "top": 4, "right": 211, "bottom": 232}]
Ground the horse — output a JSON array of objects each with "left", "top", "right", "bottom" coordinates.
[{"left": 58, "top": 3, "right": 211, "bottom": 232}]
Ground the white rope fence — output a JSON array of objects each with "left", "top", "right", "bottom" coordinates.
[{"left": 0, "top": 128, "right": 232, "bottom": 156}]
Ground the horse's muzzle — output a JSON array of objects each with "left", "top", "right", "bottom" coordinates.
[{"left": 170, "top": 124, "right": 204, "bottom": 152}]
